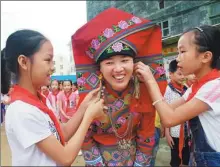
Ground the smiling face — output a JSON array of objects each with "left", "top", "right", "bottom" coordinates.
[
  {"left": 63, "top": 80, "right": 72, "bottom": 93},
  {"left": 100, "top": 55, "right": 134, "bottom": 92},
  {"left": 170, "top": 68, "right": 185, "bottom": 85},
  {"left": 30, "top": 41, "right": 54, "bottom": 87}
]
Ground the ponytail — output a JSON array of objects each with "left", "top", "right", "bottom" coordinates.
[{"left": 1, "top": 49, "right": 11, "bottom": 94}]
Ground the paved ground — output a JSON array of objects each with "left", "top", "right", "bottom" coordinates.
[{"left": 1, "top": 124, "right": 170, "bottom": 166}]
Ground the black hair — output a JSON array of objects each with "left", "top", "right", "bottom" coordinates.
[
  {"left": 1, "top": 29, "right": 48, "bottom": 93},
  {"left": 63, "top": 80, "right": 73, "bottom": 85},
  {"left": 182, "top": 25, "right": 220, "bottom": 70},
  {"left": 169, "top": 59, "right": 178, "bottom": 73},
  {"left": 73, "top": 82, "right": 78, "bottom": 87},
  {"left": 1, "top": 49, "right": 11, "bottom": 94}
]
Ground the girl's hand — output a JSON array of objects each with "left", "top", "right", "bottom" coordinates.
[
  {"left": 80, "top": 85, "right": 101, "bottom": 110},
  {"left": 134, "top": 61, "right": 157, "bottom": 84},
  {"left": 85, "top": 99, "right": 107, "bottom": 121}
]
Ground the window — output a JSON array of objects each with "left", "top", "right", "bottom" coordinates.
[
  {"left": 158, "top": 20, "right": 170, "bottom": 37},
  {"left": 210, "top": 16, "right": 220, "bottom": 25},
  {"left": 158, "top": 0, "right": 164, "bottom": 9},
  {"left": 60, "top": 65, "right": 63, "bottom": 69}
]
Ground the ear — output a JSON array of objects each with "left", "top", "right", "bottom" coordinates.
[
  {"left": 17, "top": 55, "right": 30, "bottom": 70},
  {"left": 201, "top": 51, "right": 213, "bottom": 64}
]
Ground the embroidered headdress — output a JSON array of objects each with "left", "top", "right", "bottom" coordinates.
[{"left": 72, "top": 7, "right": 167, "bottom": 111}]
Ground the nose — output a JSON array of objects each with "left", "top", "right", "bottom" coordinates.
[
  {"left": 51, "top": 64, "right": 55, "bottom": 74},
  {"left": 113, "top": 63, "right": 124, "bottom": 73},
  {"left": 176, "top": 54, "right": 181, "bottom": 63}
]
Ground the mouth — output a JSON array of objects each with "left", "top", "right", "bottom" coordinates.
[{"left": 112, "top": 75, "right": 125, "bottom": 82}]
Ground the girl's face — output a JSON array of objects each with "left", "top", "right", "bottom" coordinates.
[
  {"left": 41, "top": 86, "right": 48, "bottom": 93},
  {"left": 100, "top": 55, "right": 134, "bottom": 91},
  {"left": 63, "top": 81, "right": 72, "bottom": 93},
  {"left": 29, "top": 41, "right": 54, "bottom": 88},
  {"left": 176, "top": 32, "right": 204, "bottom": 76},
  {"left": 169, "top": 68, "right": 185, "bottom": 85},
  {"left": 51, "top": 80, "right": 59, "bottom": 91}
]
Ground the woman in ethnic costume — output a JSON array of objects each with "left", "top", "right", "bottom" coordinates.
[{"left": 71, "top": 8, "right": 167, "bottom": 166}]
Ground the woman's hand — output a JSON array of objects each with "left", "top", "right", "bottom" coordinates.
[{"left": 134, "top": 61, "right": 157, "bottom": 84}]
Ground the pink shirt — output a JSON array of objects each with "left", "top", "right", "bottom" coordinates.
[
  {"left": 47, "top": 91, "right": 60, "bottom": 118},
  {"left": 58, "top": 91, "right": 77, "bottom": 116}
]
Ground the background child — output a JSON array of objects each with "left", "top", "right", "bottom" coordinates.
[
  {"left": 58, "top": 80, "right": 78, "bottom": 123},
  {"left": 47, "top": 80, "right": 60, "bottom": 120},
  {"left": 40, "top": 85, "right": 50, "bottom": 98},
  {"left": 164, "top": 60, "right": 190, "bottom": 167}
]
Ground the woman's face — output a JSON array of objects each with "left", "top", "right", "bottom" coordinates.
[{"left": 100, "top": 55, "right": 134, "bottom": 91}]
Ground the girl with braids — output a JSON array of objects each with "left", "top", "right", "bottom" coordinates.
[
  {"left": 2, "top": 29, "right": 106, "bottom": 166},
  {"left": 135, "top": 25, "right": 220, "bottom": 166}
]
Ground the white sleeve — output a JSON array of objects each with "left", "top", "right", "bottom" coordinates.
[
  {"left": 10, "top": 102, "right": 52, "bottom": 149},
  {"left": 164, "top": 86, "right": 174, "bottom": 104},
  {"left": 195, "top": 79, "right": 220, "bottom": 111}
]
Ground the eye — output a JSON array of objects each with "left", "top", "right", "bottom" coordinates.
[
  {"left": 105, "top": 61, "right": 113, "bottom": 65},
  {"left": 45, "top": 58, "right": 51, "bottom": 62},
  {"left": 122, "top": 59, "right": 129, "bottom": 63}
]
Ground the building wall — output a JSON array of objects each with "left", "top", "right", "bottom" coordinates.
[{"left": 87, "top": 1, "right": 220, "bottom": 37}]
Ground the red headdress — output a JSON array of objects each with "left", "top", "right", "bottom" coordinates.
[{"left": 72, "top": 7, "right": 167, "bottom": 112}]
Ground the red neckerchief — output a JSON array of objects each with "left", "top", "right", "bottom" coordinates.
[
  {"left": 64, "top": 91, "right": 72, "bottom": 112},
  {"left": 52, "top": 90, "right": 60, "bottom": 102},
  {"left": 179, "top": 69, "right": 220, "bottom": 163},
  {"left": 10, "top": 85, "right": 65, "bottom": 145},
  {"left": 170, "top": 81, "right": 184, "bottom": 94},
  {"left": 187, "top": 69, "right": 220, "bottom": 101}
]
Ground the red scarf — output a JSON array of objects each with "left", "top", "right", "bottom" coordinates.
[
  {"left": 64, "top": 91, "right": 72, "bottom": 113},
  {"left": 52, "top": 90, "right": 60, "bottom": 102},
  {"left": 179, "top": 69, "right": 220, "bottom": 162},
  {"left": 10, "top": 85, "right": 65, "bottom": 145},
  {"left": 170, "top": 81, "right": 184, "bottom": 94}
]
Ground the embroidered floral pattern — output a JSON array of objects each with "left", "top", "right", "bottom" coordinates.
[
  {"left": 85, "top": 16, "right": 142, "bottom": 60},
  {"left": 77, "top": 73, "right": 86, "bottom": 91},
  {"left": 131, "top": 16, "right": 142, "bottom": 24},
  {"left": 112, "top": 42, "right": 123, "bottom": 52},
  {"left": 91, "top": 39, "right": 100, "bottom": 50},
  {"left": 106, "top": 42, "right": 131, "bottom": 54},
  {"left": 118, "top": 20, "right": 129, "bottom": 29},
  {"left": 103, "top": 28, "right": 115, "bottom": 38}
]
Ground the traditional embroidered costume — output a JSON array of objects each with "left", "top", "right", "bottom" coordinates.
[{"left": 71, "top": 8, "right": 167, "bottom": 166}]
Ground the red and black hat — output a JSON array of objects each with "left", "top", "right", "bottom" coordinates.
[{"left": 72, "top": 7, "right": 167, "bottom": 102}]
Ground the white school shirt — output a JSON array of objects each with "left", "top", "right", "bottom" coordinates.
[
  {"left": 164, "top": 85, "right": 182, "bottom": 138},
  {"left": 5, "top": 100, "right": 60, "bottom": 166},
  {"left": 183, "top": 78, "right": 220, "bottom": 152}
]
